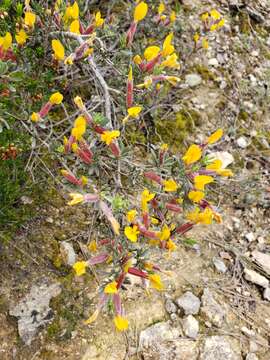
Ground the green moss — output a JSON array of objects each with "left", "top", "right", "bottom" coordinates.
[
  {"left": 155, "top": 109, "right": 201, "bottom": 152},
  {"left": 192, "top": 64, "right": 216, "bottom": 81}
]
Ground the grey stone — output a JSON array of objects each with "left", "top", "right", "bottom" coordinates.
[
  {"left": 236, "top": 136, "right": 248, "bottom": 148},
  {"left": 165, "top": 298, "right": 177, "bottom": 314},
  {"left": 185, "top": 74, "right": 202, "bottom": 87},
  {"left": 245, "top": 232, "right": 255, "bottom": 242},
  {"left": 138, "top": 321, "right": 181, "bottom": 352},
  {"left": 208, "top": 58, "right": 219, "bottom": 67},
  {"left": 213, "top": 257, "right": 227, "bottom": 273},
  {"left": 201, "top": 288, "right": 225, "bottom": 327},
  {"left": 9, "top": 281, "right": 61, "bottom": 345},
  {"left": 246, "top": 354, "right": 259, "bottom": 360},
  {"left": 200, "top": 336, "right": 241, "bottom": 360},
  {"left": 141, "top": 339, "right": 199, "bottom": 360},
  {"left": 252, "top": 250, "right": 270, "bottom": 275},
  {"left": 182, "top": 315, "right": 199, "bottom": 339},
  {"left": 244, "top": 268, "right": 269, "bottom": 288},
  {"left": 209, "top": 151, "right": 234, "bottom": 168},
  {"left": 60, "top": 241, "right": 77, "bottom": 266},
  {"left": 176, "top": 291, "right": 201, "bottom": 315},
  {"left": 263, "top": 287, "right": 270, "bottom": 301}
]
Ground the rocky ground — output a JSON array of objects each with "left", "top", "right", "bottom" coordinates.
[{"left": 1, "top": 0, "right": 270, "bottom": 359}]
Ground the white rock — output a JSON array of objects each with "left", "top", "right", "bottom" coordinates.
[
  {"left": 139, "top": 321, "right": 180, "bottom": 351},
  {"left": 208, "top": 151, "right": 234, "bottom": 168},
  {"left": 246, "top": 354, "right": 259, "bottom": 360},
  {"left": 244, "top": 268, "right": 269, "bottom": 288},
  {"left": 263, "top": 287, "right": 270, "bottom": 301},
  {"left": 245, "top": 232, "right": 255, "bottom": 242},
  {"left": 236, "top": 136, "right": 248, "bottom": 148},
  {"left": 185, "top": 74, "right": 202, "bottom": 87},
  {"left": 213, "top": 257, "right": 227, "bottom": 273},
  {"left": 201, "top": 289, "right": 225, "bottom": 328},
  {"left": 60, "top": 241, "right": 77, "bottom": 266},
  {"left": 200, "top": 336, "right": 241, "bottom": 360},
  {"left": 252, "top": 250, "right": 270, "bottom": 275},
  {"left": 182, "top": 315, "right": 199, "bottom": 339},
  {"left": 208, "top": 58, "right": 219, "bottom": 67},
  {"left": 176, "top": 291, "right": 201, "bottom": 315}
]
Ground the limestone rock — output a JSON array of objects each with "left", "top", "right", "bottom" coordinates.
[
  {"left": 9, "top": 281, "right": 61, "bottom": 345},
  {"left": 252, "top": 250, "right": 270, "bottom": 275},
  {"left": 200, "top": 336, "right": 241, "bottom": 360},
  {"left": 244, "top": 268, "right": 269, "bottom": 288},
  {"left": 200, "top": 288, "right": 225, "bottom": 327},
  {"left": 185, "top": 74, "right": 202, "bottom": 87},
  {"left": 182, "top": 315, "right": 199, "bottom": 339},
  {"left": 176, "top": 291, "right": 201, "bottom": 315}
]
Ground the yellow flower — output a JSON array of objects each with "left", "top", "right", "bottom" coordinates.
[
  {"left": 170, "top": 11, "right": 176, "bottom": 23},
  {"left": 80, "top": 175, "right": 88, "bottom": 185},
  {"left": 162, "top": 32, "right": 174, "bottom": 57},
  {"left": 88, "top": 240, "right": 97, "bottom": 252},
  {"left": 151, "top": 217, "right": 159, "bottom": 225},
  {"left": 72, "top": 127, "right": 84, "bottom": 140},
  {"left": 104, "top": 281, "right": 118, "bottom": 294},
  {"left": 149, "top": 274, "right": 164, "bottom": 291},
  {"left": 124, "top": 225, "right": 140, "bottom": 242},
  {"left": 65, "top": 1, "right": 79, "bottom": 20},
  {"left": 167, "top": 238, "right": 177, "bottom": 251},
  {"left": 133, "top": 54, "right": 142, "bottom": 65},
  {"left": 64, "top": 55, "right": 74, "bottom": 65},
  {"left": 74, "top": 115, "right": 86, "bottom": 129},
  {"left": 201, "top": 12, "right": 209, "bottom": 21},
  {"left": 24, "top": 11, "right": 36, "bottom": 28},
  {"left": 217, "top": 169, "right": 233, "bottom": 177},
  {"left": 128, "top": 65, "right": 133, "bottom": 81},
  {"left": 193, "top": 32, "right": 200, "bottom": 43},
  {"left": 95, "top": 11, "right": 104, "bottom": 27},
  {"left": 67, "top": 193, "right": 84, "bottom": 206},
  {"left": 166, "top": 76, "right": 180, "bottom": 86},
  {"left": 199, "top": 208, "right": 213, "bottom": 224},
  {"left": 207, "top": 129, "right": 223, "bottom": 144},
  {"left": 52, "top": 39, "right": 65, "bottom": 61},
  {"left": 158, "top": 224, "right": 170, "bottom": 241},
  {"left": 136, "top": 77, "right": 153, "bottom": 89},
  {"left": 163, "top": 179, "right": 179, "bottom": 192},
  {"left": 141, "top": 189, "right": 155, "bottom": 212},
  {"left": 210, "top": 23, "right": 218, "bottom": 31},
  {"left": 30, "top": 112, "right": 40, "bottom": 122},
  {"left": 210, "top": 9, "right": 221, "bottom": 20},
  {"left": 134, "top": 1, "right": 148, "bottom": 22},
  {"left": 206, "top": 159, "right": 222, "bottom": 171},
  {"left": 194, "top": 175, "right": 214, "bottom": 190},
  {"left": 144, "top": 46, "right": 160, "bottom": 61},
  {"left": 70, "top": 19, "right": 80, "bottom": 34},
  {"left": 126, "top": 209, "right": 137, "bottom": 223},
  {"left": 114, "top": 315, "right": 129, "bottom": 331},
  {"left": 188, "top": 190, "right": 204, "bottom": 203},
  {"left": 74, "top": 96, "right": 84, "bottom": 109},
  {"left": 186, "top": 207, "right": 200, "bottom": 223},
  {"left": 85, "top": 309, "right": 99, "bottom": 325},
  {"left": 15, "top": 29, "right": 28, "bottom": 45},
  {"left": 217, "top": 18, "right": 225, "bottom": 28},
  {"left": 182, "top": 144, "right": 202, "bottom": 165},
  {"left": 100, "top": 130, "right": 120, "bottom": 145},
  {"left": 158, "top": 2, "right": 165, "bottom": 15},
  {"left": 0, "top": 32, "right": 12, "bottom": 51},
  {"left": 123, "top": 259, "right": 132, "bottom": 273},
  {"left": 161, "top": 53, "right": 180, "bottom": 69},
  {"left": 49, "top": 92, "right": 63, "bottom": 105},
  {"left": 202, "top": 38, "right": 209, "bottom": 49},
  {"left": 73, "top": 261, "right": 88, "bottom": 276},
  {"left": 128, "top": 106, "right": 142, "bottom": 117},
  {"left": 160, "top": 143, "right": 168, "bottom": 151}
]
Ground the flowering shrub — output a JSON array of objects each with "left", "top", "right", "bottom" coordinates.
[{"left": 1, "top": 1, "right": 229, "bottom": 331}]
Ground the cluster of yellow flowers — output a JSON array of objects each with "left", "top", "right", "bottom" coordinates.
[
  {"left": 194, "top": 9, "right": 225, "bottom": 49},
  {"left": 0, "top": 4, "right": 35, "bottom": 57}
]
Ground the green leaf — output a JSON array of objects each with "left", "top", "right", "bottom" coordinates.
[
  {"left": 93, "top": 112, "right": 108, "bottom": 126},
  {"left": 183, "top": 238, "right": 197, "bottom": 247}
]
